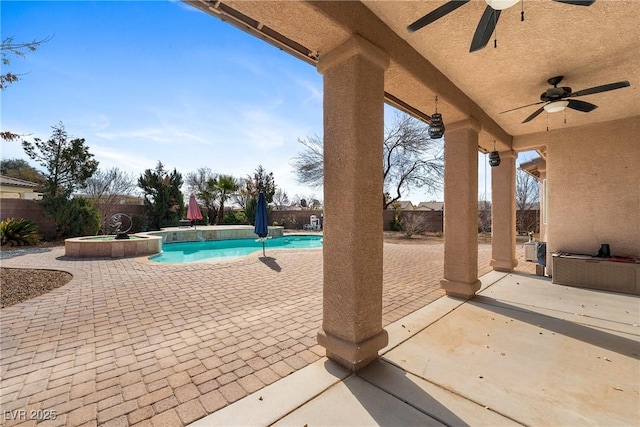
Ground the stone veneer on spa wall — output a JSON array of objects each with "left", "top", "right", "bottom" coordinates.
[{"left": 64, "top": 225, "right": 284, "bottom": 258}]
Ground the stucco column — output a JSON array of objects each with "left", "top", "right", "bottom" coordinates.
[
  {"left": 316, "top": 35, "right": 389, "bottom": 371},
  {"left": 440, "top": 119, "right": 482, "bottom": 298},
  {"left": 490, "top": 150, "right": 518, "bottom": 271}
]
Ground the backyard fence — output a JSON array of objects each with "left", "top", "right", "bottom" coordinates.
[
  {"left": 0, "top": 199, "right": 146, "bottom": 240},
  {"left": 0, "top": 200, "right": 539, "bottom": 240}
]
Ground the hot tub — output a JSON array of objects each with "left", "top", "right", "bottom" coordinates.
[{"left": 65, "top": 234, "right": 162, "bottom": 258}]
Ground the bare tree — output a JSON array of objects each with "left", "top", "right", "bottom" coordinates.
[
  {"left": 2, "top": 35, "right": 52, "bottom": 141},
  {"left": 290, "top": 135, "right": 323, "bottom": 189},
  {"left": 478, "top": 199, "right": 492, "bottom": 234},
  {"left": 516, "top": 169, "right": 540, "bottom": 233},
  {"left": 383, "top": 113, "right": 444, "bottom": 209},
  {"left": 290, "top": 111, "right": 444, "bottom": 209},
  {"left": 1, "top": 36, "right": 52, "bottom": 90},
  {"left": 185, "top": 167, "right": 219, "bottom": 225},
  {"left": 308, "top": 197, "right": 322, "bottom": 210},
  {"left": 81, "top": 168, "right": 137, "bottom": 234},
  {"left": 272, "top": 188, "right": 290, "bottom": 210},
  {"left": 185, "top": 167, "right": 213, "bottom": 197}
]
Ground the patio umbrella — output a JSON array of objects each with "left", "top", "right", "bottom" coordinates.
[
  {"left": 254, "top": 192, "right": 269, "bottom": 256},
  {"left": 186, "top": 194, "right": 202, "bottom": 230}
]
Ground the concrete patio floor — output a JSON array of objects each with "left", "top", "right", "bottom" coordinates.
[
  {"left": 1, "top": 241, "right": 534, "bottom": 426},
  {"left": 192, "top": 271, "right": 640, "bottom": 427}
]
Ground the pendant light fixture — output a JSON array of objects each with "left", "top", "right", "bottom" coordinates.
[
  {"left": 489, "top": 140, "right": 501, "bottom": 167},
  {"left": 428, "top": 96, "right": 445, "bottom": 139}
]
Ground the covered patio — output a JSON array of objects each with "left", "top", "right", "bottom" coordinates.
[
  {"left": 192, "top": 270, "right": 640, "bottom": 426},
  {"left": 186, "top": 0, "right": 639, "bottom": 373}
]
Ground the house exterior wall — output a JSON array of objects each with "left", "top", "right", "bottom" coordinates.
[
  {"left": 547, "top": 117, "right": 640, "bottom": 266},
  {"left": 0, "top": 186, "right": 42, "bottom": 200}
]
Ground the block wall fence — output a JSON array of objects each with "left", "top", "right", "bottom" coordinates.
[{"left": 0, "top": 200, "right": 538, "bottom": 239}]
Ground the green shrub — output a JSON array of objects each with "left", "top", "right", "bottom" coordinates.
[
  {"left": 0, "top": 218, "right": 42, "bottom": 246},
  {"left": 195, "top": 213, "right": 208, "bottom": 226},
  {"left": 244, "top": 197, "right": 257, "bottom": 225},
  {"left": 59, "top": 198, "right": 101, "bottom": 237},
  {"left": 222, "top": 211, "right": 248, "bottom": 225},
  {"left": 131, "top": 214, "right": 149, "bottom": 233},
  {"left": 42, "top": 196, "right": 101, "bottom": 237},
  {"left": 244, "top": 196, "right": 271, "bottom": 226}
]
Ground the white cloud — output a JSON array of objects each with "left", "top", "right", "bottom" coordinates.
[
  {"left": 294, "top": 77, "right": 322, "bottom": 105},
  {"left": 90, "top": 144, "right": 156, "bottom": 176}
]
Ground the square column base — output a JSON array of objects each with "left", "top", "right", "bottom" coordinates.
[
  {"left": 440, "top": 279, "right": 481, "bottom": 299},
  {"left": 317, "top": 328, "right": 388, "bottom": 372},
  {"left": 490, "top": 258, "right": 519, "bottom": 272}
]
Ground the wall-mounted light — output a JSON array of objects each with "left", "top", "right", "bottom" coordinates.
[
  {"left": 428, "top": 96, "right": 445, "bottom": 139},
  {"left": 489, "top": 141, "right": 501, "bottom": 167},
  {"left": 543, "top": 100, "right": 569, "bottom": 113}
]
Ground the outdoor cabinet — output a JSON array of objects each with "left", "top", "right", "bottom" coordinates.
[{"left": 552, "top": 254, "right": 640, "bottom": 295}]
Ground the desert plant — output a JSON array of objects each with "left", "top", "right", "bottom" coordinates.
[
  {"left": 283, "top": 215, "right": 299, "bottom": 230},
  {"left": 0, "top": 218, "right": 42, "bottom": 246},
  {"left": 401, "top": 214, "right": 428, "bottom": 238}
]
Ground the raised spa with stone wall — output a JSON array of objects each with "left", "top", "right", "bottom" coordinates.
[
  {"left": 144, "top": 225, "right": 284, "bottom": 244},
  {"left": 64, "top": 235, "right": 163, "bottom": 258},
  {"left": 64, "top": 225, "right": 284, "bottom": 258}
]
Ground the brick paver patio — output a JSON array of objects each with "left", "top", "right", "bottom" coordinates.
[{"left": 1, "top": 242, "right": 534, "bottom": 426}]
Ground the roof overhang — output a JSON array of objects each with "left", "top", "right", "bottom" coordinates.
[{"left": 185, "top": 0, "right": 639, "bottom": 154}]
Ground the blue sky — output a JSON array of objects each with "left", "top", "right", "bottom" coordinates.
[
  {"left": 2, "top": 0, "right": 328, "bottom": 199},
  {"left": 2, "top": 0, "right": 534, "bottom": 203}
]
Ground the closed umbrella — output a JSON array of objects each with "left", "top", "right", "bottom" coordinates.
[
  {"left": 254, "top": 192, "right": 269, "bottom": 256},
  {"left": 187, "top": 194, "right": 203, "bottom": 230}
]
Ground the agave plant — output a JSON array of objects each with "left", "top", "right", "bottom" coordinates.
[{"left": 0, "top": 218, "right": 42, "bottom": 246}]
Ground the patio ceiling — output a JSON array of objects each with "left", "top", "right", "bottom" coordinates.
[{"left": 187, "top": 0, "right": 639, "bottom": 152}]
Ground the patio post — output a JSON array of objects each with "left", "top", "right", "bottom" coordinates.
[
  {"left": 440, "top": 118, "right": 482, "bottom": 298},
  {"left": 316, "top": 35, "right": 389, "bottom": 371},
  {"left": 490, "top": 150, "right": 518, "bottom": 271}
]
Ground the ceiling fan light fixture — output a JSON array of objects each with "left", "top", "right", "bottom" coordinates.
[
  {"left": 485, "top": 0, "right": 519, "bottom": 10},
  {"left": 543, "top": 100, "right": 569, "bottom": 113}
]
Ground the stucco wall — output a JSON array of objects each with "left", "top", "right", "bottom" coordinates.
[{"left": 547, "top": 116, "right": 640, "bottom": 261}]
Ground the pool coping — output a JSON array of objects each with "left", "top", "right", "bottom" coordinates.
[{"left": 141, "top": 232, "right": 323, "bottom": 265}]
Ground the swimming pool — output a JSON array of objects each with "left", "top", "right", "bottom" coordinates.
[{"left": 149, "top": 234, "right": 322, "bottom": 263}]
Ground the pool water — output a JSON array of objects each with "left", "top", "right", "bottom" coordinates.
[{"left": 149, "top": 235, "right": 322, "bottom": 263}]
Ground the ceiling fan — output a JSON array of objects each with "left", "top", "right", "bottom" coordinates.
[
  {"left": 407, "top": 0, "right": 595, "bottom": 52},
  {"left": 500, "top": 76, "right": 631, "bottom": 123}
]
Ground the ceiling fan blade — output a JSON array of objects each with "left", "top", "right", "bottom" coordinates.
[
  {"left": 500, "top": 100, "right": 546, "bottom": 114},
  {"left": 470, "top": 6, "right": 501, "bottom": 53},
  {"left": 552, "top": 0, "right": 595, "bottom": 6},
  {"left": 407, "top": 0, "right": 470, "bottom": 33},
  {"left": 567, "top": 99, "right": 598, "bottom": 112},
  {"left": 522, "top": 106, "right": 545, "bottom": 123},
  {"left": 569, "top": 81, "right": 630, "bottom": 98}
]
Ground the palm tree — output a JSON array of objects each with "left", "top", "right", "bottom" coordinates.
[
  {"left": 215, "top": 174, "right": 239, "bottom": 225},
  {"left": 201, "top": 178, "right": 220, "bottom": 225}
]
